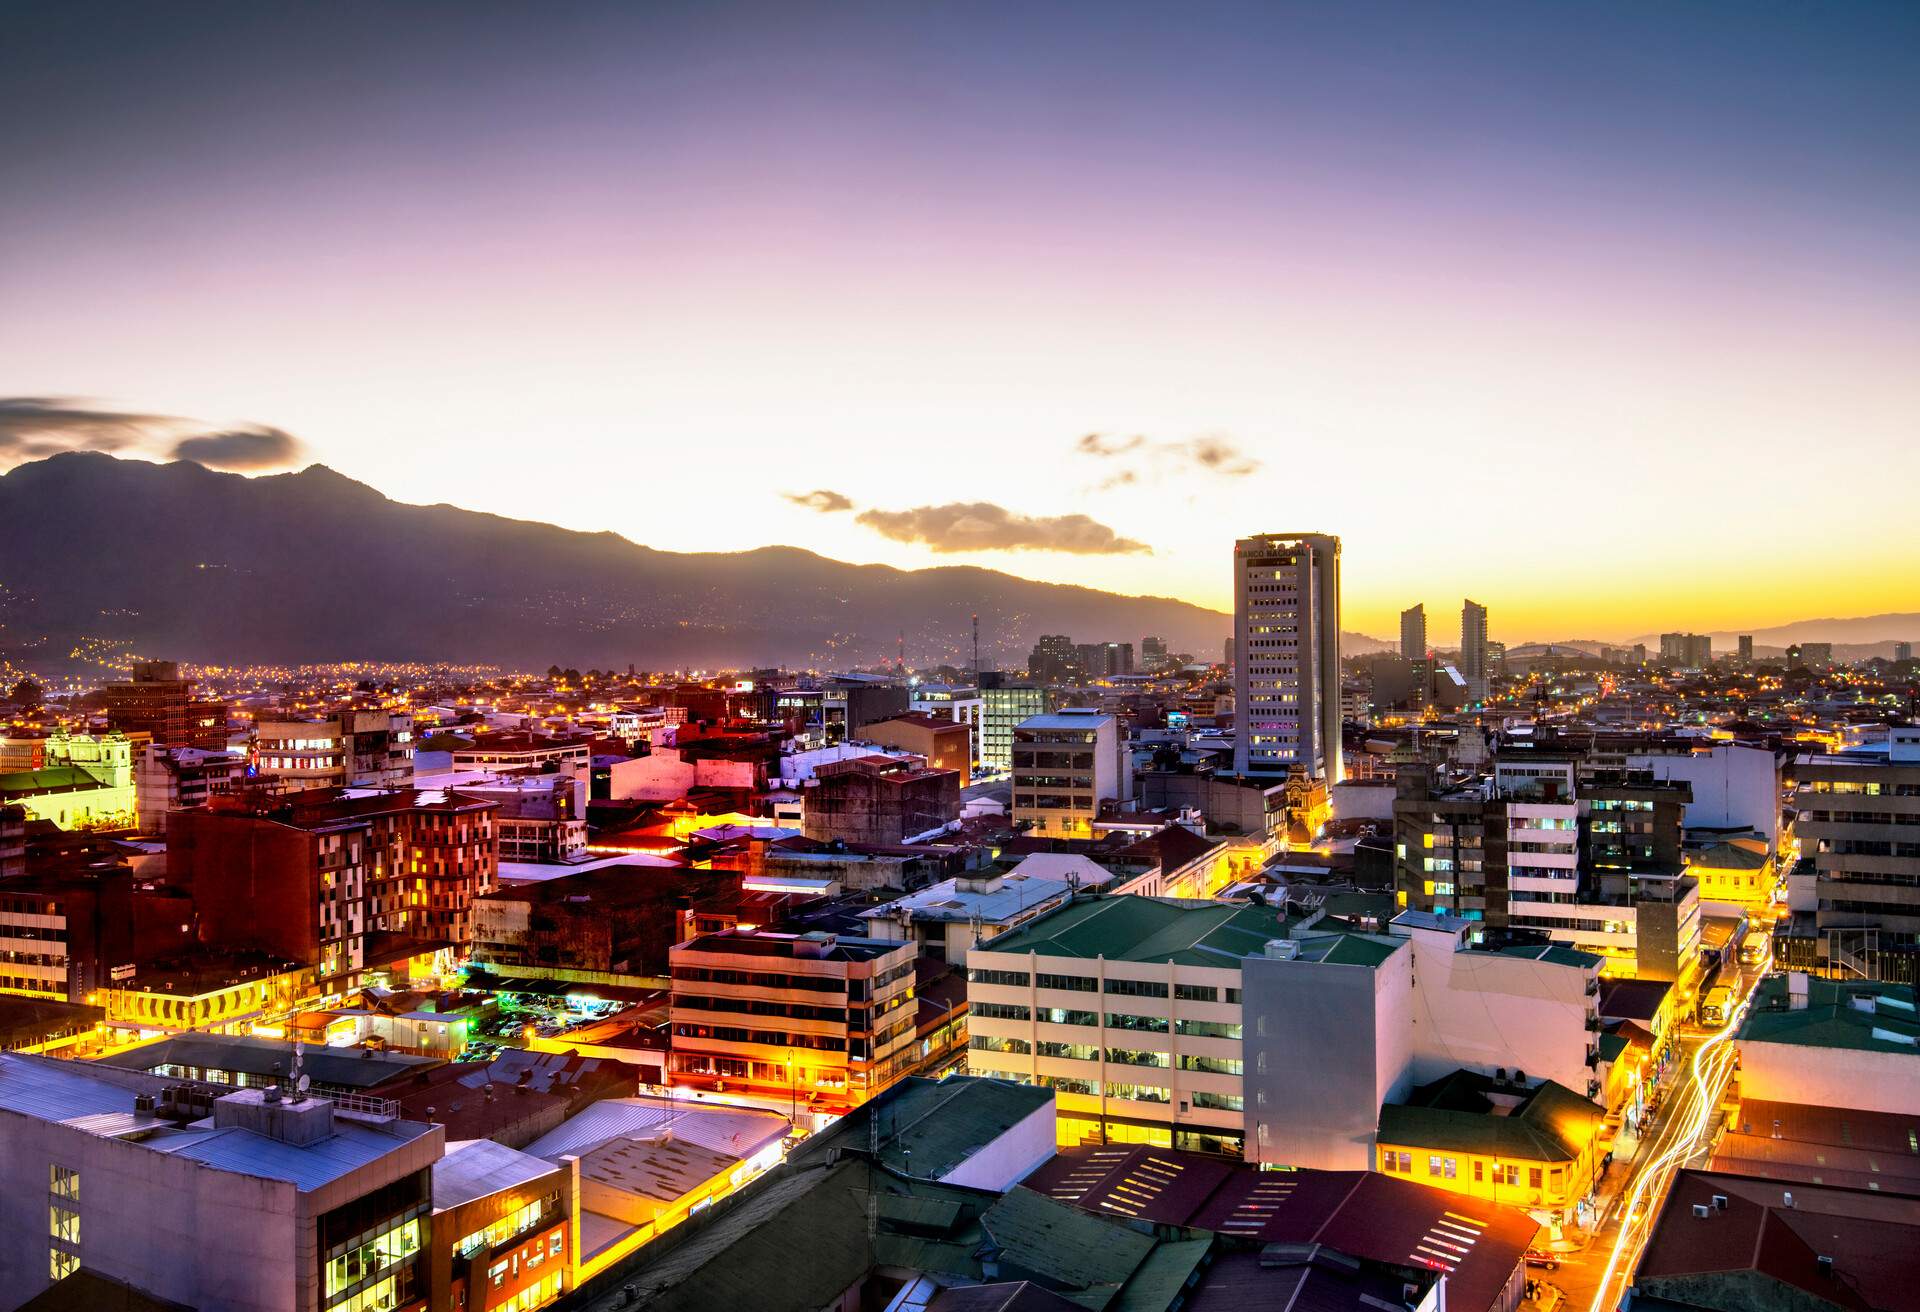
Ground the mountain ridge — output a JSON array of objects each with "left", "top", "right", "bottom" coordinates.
[{"left": 0, "top": 453, "right": 1231, "bottom": 670}]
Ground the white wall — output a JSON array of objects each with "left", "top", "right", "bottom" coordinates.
[
  {"left": 1629, "top": 745, "right": 1779, "bottom": 848},
  {"left": 941, "top": 1099, "right": 1057, "bottom": 1191},
  {"left": 1405, "top": 932, "right": 1596, "bottom": 1095},
  {"left": 1737, "top": 1041, "right": 1920, "bottom": 1115}
]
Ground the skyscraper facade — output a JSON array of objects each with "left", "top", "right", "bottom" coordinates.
[
  {"left": 1232, "top": 532, "right": 1341, "bottom": 782},
  {"left": 1460, "top": 599, "right": 1489, "bottom": 704},
  {"left": 1399, "top": 604, "right": 1427, "bottom": 661},
  {"left": 1738, "top": 635, "right": 1754, "bottom": 664}
]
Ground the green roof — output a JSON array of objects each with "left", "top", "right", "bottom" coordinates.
[
  {"left": 1492, "top": 943, "right": 1605, "bottom": 970},
  {"left": 1686, "top": 843, "right": 1770, "bottom": 871},
  {"left": 1596, "top": 1031, "right": 1630, "bottom": 1063},
  {"left": 1379, "top": 1074, "right": 1605, "bottom": 1163},
  {"left": 0, "top": 766, "right": 106, "bottom": 797},
  {"left": 981, "top": 1187, "right": 1157, "bottom": 1310},
  {"left": 1737, "top": 976, "right": 1920, "bottom": 1055},
  {"left": 979, "top": 896, "right": 1292, "bottom": 967},
  {"left": 791, "top": 1075, "right": 1053, "bottom": 1178},
  {"left": 1112, "top": 1237, "right": 1213, "bottom": 1312}
]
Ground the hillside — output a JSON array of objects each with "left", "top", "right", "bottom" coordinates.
[{"left": 0, "top": 454, "right": 1231, "bottom": 671}]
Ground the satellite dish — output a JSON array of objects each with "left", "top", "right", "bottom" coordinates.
[{"left": 296, "top": 1074, "right": 311, "bottom": 1098}]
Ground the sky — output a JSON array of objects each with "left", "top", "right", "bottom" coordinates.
[{"left": 2, "top": 1, "right": 1917, "bottom": 642}]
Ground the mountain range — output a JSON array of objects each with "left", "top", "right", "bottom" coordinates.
[{"left": 0, "top": 454, "right": 1234, "bottom": 671}]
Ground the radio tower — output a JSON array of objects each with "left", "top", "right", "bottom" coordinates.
[
  {"left": 971, "top": 614, "right": 980, "bottom": 687},
  {"left": 897, "top": 629, "right": 905, "bottom": 675}
]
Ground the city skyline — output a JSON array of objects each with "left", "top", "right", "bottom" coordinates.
[{"left": 5, "top": 2, "right": 1918, "bottom": 640}]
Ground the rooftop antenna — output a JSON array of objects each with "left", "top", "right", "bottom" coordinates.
[{"left": 972, "top": 614, "right": 980, "bottom": 688}]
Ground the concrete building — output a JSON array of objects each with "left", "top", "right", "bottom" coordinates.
[
  {"left": 1733, "top": 973, "right": 1919, "bottom": 1115},
  {"left": 1232, "top": 533, "right": 1342, "bottom": 782},
  {"left": 858, "top": 866, "right": 1124, "bottom": 966},
  {"left": 667, "top": 927, "right": 918, "bottom": 1113},
  {"left": 1625, "top": 742, "right": 1779, "bottom": 851},
  {"left": 859, "top": 712, "right": 972, "bottom": 777},
  {"left": 1400, "top": 603, "right": 1426, "bottom": 661},
  {"left": 907, "top": 683, "right": 984, "bottom": 769},
  {"left": 254, "top": 711, "right": 415, "bottom": 791},
  {"left": 452, "top": 773, "right": 586, "bottom": 864},
  {"left": 1897, "top": 640, "right": 1914, "bottom": 663},
  {"left": 0, "top": 1051, "right": 444, "bottom": 1312},
  {"left": 449, "top": 734, "right": 592, "bottom": 773},
  {"left": 802, "top": 756, "right": 961, "bottom": 846},
  {"left": 1736, "top": 634, "right": 1754, "bottom": 664},
  {"left": 1460, "top": 600, "right": 1490, "bottom": 704},
  {"left": 136, "top": 742, "right": 246, "bottom": 834},
  {"left": 1010, "top": 710, "right": 1130, "bottom": 840},
  {"left": 471, "top": 866, "right": 713, "bottom": 978},
  {"left": 1785, "top": 727, "right": 1920, "bottom": 981}
]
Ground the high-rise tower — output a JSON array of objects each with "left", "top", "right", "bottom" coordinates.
[
  {"left": 1233, "top": 533, "right": 1341, "bottom": 782},
  {"left": 1399, "top": 604, "right": 1427, "bottom": 661},
  {"left": 1460, "top": 599, "right": 1489, "bottom": 704}
]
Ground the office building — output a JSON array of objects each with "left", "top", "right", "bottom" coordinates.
[
  {"left": 102, "top": 659, "right": 230, "bottom": 750},
  {"left": 1784, "top": 726, "right": 1920, "bottom": 982},
  {"left": 1232, "top": 532, "right": 1342, "bottom": 782},
  {"left": 1797, "top": 641, "right": 1834, "bottom": 666},
  {"left": 1737, "top": 634, "right": 1754, "bottom": 663},
  {"left": 667, "top": 928, "right": 918, "bottom": 1113},
  {"left": 1027, "top": 633, "right": 1077, "bottom": 683},
  {"left": 1010, "top": 709, "right": 1130, "bottom": 840},
  {"left": 968, "top": 896, "right": 1606, "bottom": 1170},
  {"left": 1659, "top": 633, "right": 1712, "bottom": 669},
  {"left": 0, "top": 1051, "right": 443, "bottom": 1312},
  {"left": 1460, "top": 600, "right": 1489, "bottom": 704},
  {"left": 1141, "top": 635, "right": 1168, "bottom": 668},
  {"left": 254, "top": 710, "right": 415, "bottom": 790},
  {"left": 1399, "top": 603, "right": 1426, "bottom": 661},
  {"left": 1897, "top": 640, "right": 1914, "bottom": 663},
  {"left": 978, "top": 674, "right": 1049, "bottom": 772}
]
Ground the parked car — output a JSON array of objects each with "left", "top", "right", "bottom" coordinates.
[{"left": 1524, "top": 1250, "right": 1561, "bottom": 1271}]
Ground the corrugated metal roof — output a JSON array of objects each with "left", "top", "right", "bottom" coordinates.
[{"left": 521, "top": 1096, "right": 788, "bottom": 1163}]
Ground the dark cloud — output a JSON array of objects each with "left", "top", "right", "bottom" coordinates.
[
  {"left": 783, "top": 488, "right": 855, "bottom": 513},
  {"left": 854, "top": 501, "right": 1150, "bottom": 555},
  {"left": 1075, "top": 431, "right": 1261, "bottom": 485},
  {"left": 170, "top": 426, "right": 303, "bottom": 470},
  {"left": 0, "top": 397, "right": 161, "bottom": 458},
  {"left": 0, "top": 397, "right": 306, "bottom": 471}
]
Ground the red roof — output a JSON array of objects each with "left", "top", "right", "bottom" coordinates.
[{"left": 1020, "top": 1146, "right": 1536, "bottom": 1312}]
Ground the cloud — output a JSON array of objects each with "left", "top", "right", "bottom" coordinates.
[
  {"left": 0, "top": 397, "right": 305, "bottom": 471},
  {"left": 1075, "top": 431, "right": 1261, "bottom": 488},
  {"left": 783, "top": 488, "right": 855, "bottom": 513},
  {"left": 0, "top": 397, "right": 161, "bottom": 459},
  {"left": 854, "top": 501, "right": 1150, "bottom": 555},
  {"left": 170, "top": 426, "right": 303, "bottom": 470}
]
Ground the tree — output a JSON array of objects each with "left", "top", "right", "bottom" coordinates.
[{"left": 8, "top": 676, "right": 43, "bottom": 708}]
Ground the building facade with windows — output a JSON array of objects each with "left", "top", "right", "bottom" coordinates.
[
  {"left": 1010, "top": 710, "right": 1129, "bottom": 840},
  {"left": 1232, "top": 533, "right": 1342, "bottom": 782},
  {"left": 667, "top": 928, "right": 918, "bottom": 1114}
]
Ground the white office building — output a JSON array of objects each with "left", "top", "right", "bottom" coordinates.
[{"left": 1232, "top": 533, "right": 1342, "bottom": 782}]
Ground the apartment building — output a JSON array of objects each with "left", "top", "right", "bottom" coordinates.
[
  {"left": 1395, "top": 756, "right": 1701, "bottom": 981},
  {"left": 1786, "top": 726, "right": 1920, "bottom": 981},
  {"left": 169, "top": 787, "right": 498, "bottom": 990},
  {"left": 1010, "top": 710, "right": 1130, "bottom": 839},
  {"left": 907, "top": 683, "right": 984, "bottom": 769},
  {"left": 667, "top": 928, "right": 918, "bottom": 1114},
  {"left": 860, "top": 712, "right": 972, "bottom": 776},
  {"left": 254, "top": 710, "right": 415, "bottom": 790},
  {"left": 1232, "top": 532, "right": 1342, "bottom": 781}
]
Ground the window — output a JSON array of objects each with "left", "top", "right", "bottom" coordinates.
[
  {"left": 1105, "top": 1012, "right": 1169, "bottom": 1033},
  {"left": 49, "top": 1249, "right": 79, "bottom": 1283},
  {"left": 1039, "top": 1007, "right": 1097, "bottom": 1026},
  {"left": 1178, "top": 1054, "right": 1242, "bottom": 1075},
  {"left": 1105, "top": 977, "right": 1170, "bottom": 999},
  {"left": 972, "top": 1002, "right": 1031, "bottom": 1022},
  {"left": 969, "top": 1035, "right": 1031, "bottom": 1055},
  {"left": 50, "top": 1165, "right": 78, "bottom": 1201},
  {"left": 1382, "top": 1150, "right": 1412, "bottom": 1173},
  {"left": 1474, "top": 1161, "right": 1484, "bottom": 1183},
  {"left": 1529, "top": 1167, "right": 1543, "bottom": 1189},
  {"left": 1174, "top": 983, "right": 1217, "bottom": 1003},
  {"left": 1037, "top": 1040, "right": 1099, "bottom": 1060},
  {"left": 1036, "top": 972, "right": 1097, "bottom": 993},
  {"left": 973, "top": 968, "right": 1029, "bottom": 988},
  {"left": 49, "top": 1204, "right": 79, "bottom": 1244},
  {"left": 1174, "top": 1018, "right": 1241, "bottom": 1040},
  {"left": 1225, "top": 988, "right": 1242, "bottom": 1004}
]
